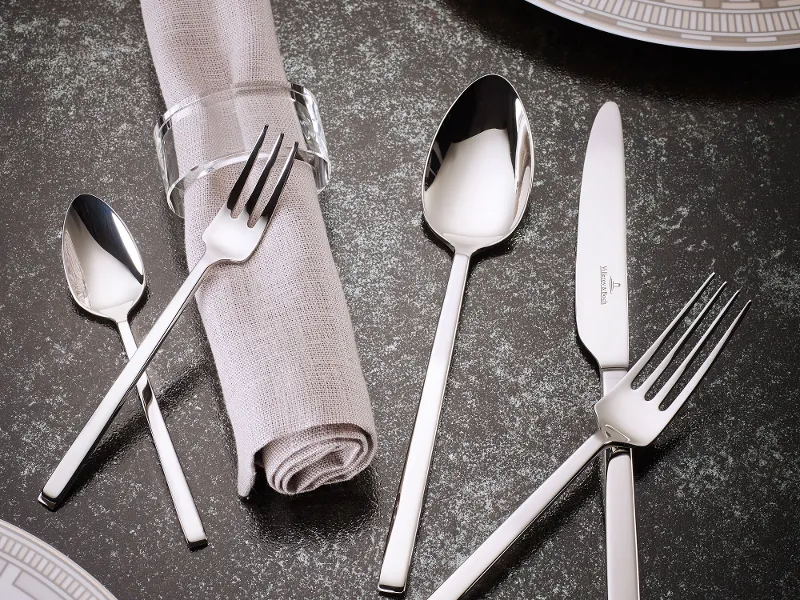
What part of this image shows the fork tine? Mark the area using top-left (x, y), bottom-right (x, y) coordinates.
top-left (626, 274), bottom-right (715, 381)
top-left (227, 125), bottom-right (268, 211)
top-left (661, 300), bottom-right (750, 420)
top-left (256, 141), bottom-right (298, 223)
top-left (243, 133), bottom-right (284, 216)
top-left (638, 282), bottom-right (727, 395)
top-left (653, 290), bottom-right (741, 406)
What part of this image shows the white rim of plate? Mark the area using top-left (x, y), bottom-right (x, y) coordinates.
top-left (523, 0), bottom-right (800, 51)
top-left (0, 519), bottom-right (117, 600)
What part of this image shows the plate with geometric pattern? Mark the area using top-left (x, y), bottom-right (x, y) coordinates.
top-left (524, 0), bottom-right (800, 49)
top-left (0, 520), bottom-right (117, 600)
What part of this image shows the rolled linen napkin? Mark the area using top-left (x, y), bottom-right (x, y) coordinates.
top-left (140, 0), bottom-right (376, 496)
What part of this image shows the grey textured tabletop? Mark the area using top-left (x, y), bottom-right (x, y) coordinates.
top-left (1, 0), bottom-right (799, 599)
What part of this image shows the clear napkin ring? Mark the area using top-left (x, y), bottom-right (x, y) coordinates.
top-left (154, 82), bottom-right (331, 218)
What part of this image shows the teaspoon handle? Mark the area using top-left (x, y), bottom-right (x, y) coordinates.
top-left (116, 319), bottom-right (206, 548)
top-left (428, 431), bottom-right (610, 600)
top-left (39, 253), bottom-right (216, 511)
top-left (379, 252), bottom-right (471, 596)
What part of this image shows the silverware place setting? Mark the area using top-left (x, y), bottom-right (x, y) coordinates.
top-left (7, 0), bottom-right (795, 596)
top-left (32, 74), bottom-right (750, 600)
top-left (381, 85), bottom-right (749, 599)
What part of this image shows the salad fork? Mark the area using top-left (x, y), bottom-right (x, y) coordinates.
top-left (40, 126), bottom-right (298, 510)
top-left (428, 274), bottom-right (749, 599)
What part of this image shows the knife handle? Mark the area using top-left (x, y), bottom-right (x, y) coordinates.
top-left (605, 447), bottom-right (640, 600)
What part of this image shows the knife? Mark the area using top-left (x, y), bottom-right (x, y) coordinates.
top-left (575, 101), bottom-right (639, 599)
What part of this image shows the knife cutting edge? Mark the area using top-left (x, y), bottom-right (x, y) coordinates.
top-left (575, 101), bottom-right (640, 599)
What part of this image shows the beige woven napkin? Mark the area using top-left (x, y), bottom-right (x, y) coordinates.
top-left (140, 0), bottom-right (376, 496)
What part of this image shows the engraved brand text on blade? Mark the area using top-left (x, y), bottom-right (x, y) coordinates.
top-left (599, 265), bottom-right (622, 305)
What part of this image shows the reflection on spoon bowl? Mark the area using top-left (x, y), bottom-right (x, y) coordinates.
top-left (63, 195), bottom-right (145, 323)
top-left (423, 74), bottom-right (533, 255)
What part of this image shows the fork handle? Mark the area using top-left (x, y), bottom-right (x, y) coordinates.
top-left (428, 430), bottom-right (610, 600)
top-left (39, 252), bottom-right (217, 511)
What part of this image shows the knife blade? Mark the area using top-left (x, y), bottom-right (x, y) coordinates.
top-left (575, 101), bottom-right (639, 599)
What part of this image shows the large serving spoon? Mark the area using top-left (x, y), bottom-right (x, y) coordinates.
top-left (379, 74), bottom-right (534, 595)
top-left (58, 194), bottom-right (206, 548)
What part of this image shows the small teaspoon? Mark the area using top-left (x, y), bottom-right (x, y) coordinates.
top-left (54, 194), bottom-right (206, 548)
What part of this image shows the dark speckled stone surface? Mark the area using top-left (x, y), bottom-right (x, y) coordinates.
top-left (1, 0), bottom-right (799, 598)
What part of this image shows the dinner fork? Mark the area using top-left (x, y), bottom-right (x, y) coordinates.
top-left (427, 274), bottom-right (749, 599)
top-left (40, 126), bottom-right (298, 515)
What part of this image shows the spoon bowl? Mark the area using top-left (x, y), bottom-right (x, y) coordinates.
top-left (422, 74), bottom-right (534, 256)
top-left (62, 194), bottom-right (146, 323)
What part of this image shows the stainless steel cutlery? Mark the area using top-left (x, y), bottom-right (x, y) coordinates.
top-left (428, 275), bottom-right (748, 599)
top-left (379, 74), bottom-right (534, 596)
top-left (40, 82), bottom-right (746, 598)
top-left (575, 102), bottom-right (639, 599)
top-left (60, 194), bottom-right (205, 547)
top-left (41, 126), bottom-right (298, 512)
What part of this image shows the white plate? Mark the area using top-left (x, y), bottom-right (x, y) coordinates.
top-left (0, 520), bottom-right (117, 600)
top-left (524, 0), bottom-right (800, 50)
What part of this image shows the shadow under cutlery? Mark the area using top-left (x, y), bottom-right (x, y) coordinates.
top-left (632, 433), bottom-right (686, 481)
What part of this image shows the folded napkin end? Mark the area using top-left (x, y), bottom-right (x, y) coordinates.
top-left (238, 424), bottom-right (376, 497)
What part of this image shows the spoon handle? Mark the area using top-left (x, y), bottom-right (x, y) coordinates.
top-left (379, 252), bottom-right (471, 596)
top-left (116, 319), bottom-right (206, 548)
top-left (39, 252), bottom-right (216, 513)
